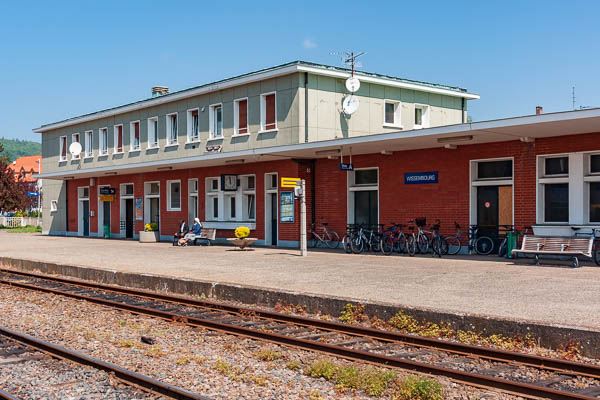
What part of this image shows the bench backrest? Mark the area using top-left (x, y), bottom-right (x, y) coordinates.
top-left (520, 235), bottom-right (593, 255)
top-left (199, 228), bottom-right (216, 240)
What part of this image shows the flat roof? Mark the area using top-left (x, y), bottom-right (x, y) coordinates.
top-left (34, 60), bottom-right (479, 133)
top-left (36, 107), bottom-right (600, 180)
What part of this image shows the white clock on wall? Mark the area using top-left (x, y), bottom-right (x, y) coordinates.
top-left (342, 95), bottom-right (359, 115)
top-left (221, 174), bottom-right (238, 191)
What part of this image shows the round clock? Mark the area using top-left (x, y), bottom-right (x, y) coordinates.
top-left (342, 95), bottom-right (359, 115)
top-left (345, 76), bottom-right (360, 93)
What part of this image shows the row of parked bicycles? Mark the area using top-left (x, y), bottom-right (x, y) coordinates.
top-left (308, 219), bottom-right (531, 258)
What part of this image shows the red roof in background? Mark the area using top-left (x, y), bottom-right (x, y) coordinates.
top-left (8, 154), bottom-right (42, 182)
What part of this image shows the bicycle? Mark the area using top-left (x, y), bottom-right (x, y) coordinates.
top-left (571, 226), bottom-right (600, 266)
top-left (498, 226), bottom-right (532, 257)
top-left (411, 218), bottom-right (433, 254)
top-left (350, 224), bottom-right (382, 254)
top-left (307, 223), bottom-right (340, 249)
top-left (445, 222), bottom-right (494, 255)
top-left (406, 223), bottom-right (418, 257)
top-left (380, 223), bottom-right (408, 255)
top-left (341, 224), bottom-right (358, 253)
top-left (429, 222), bottom-right (447, 257)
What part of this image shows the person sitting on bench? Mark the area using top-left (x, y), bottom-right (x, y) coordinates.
top-left (179, 218), bottom-right (202, 247)
top-left (173, 220), bottom-right (188, 246)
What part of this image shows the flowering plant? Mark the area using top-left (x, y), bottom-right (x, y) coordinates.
top-left (144, 223), bottom-right (158, 232)
top-left (234, 226), bottom-right (250, 239)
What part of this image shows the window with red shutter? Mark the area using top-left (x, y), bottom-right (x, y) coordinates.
top-left (265, 94), bottom-right (276, 130)
top-left (238, 99), bottom-right (247, 134)
top-left (61, 137), bottom-right (67, 159)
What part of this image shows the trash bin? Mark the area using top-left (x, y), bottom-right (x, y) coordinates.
top-left (103, 224), bottom-right (111, 238)
top-left (506, 231), bottom-right (519, 259)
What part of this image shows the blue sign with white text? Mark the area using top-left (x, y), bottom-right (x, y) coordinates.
top-left (404, 172), bottom-right (438, 184)
top-left (339, 163), bottom-right (354, 171)
top-left (27, 192), bottom-right (40, 197)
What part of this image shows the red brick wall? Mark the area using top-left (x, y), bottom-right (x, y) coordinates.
top-left (66, 132), bottom-right (600, 240)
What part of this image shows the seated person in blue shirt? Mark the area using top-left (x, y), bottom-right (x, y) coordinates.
top-left (179, 218), bottom-right (202, 246)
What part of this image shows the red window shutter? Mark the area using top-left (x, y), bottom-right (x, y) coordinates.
top-left (118, 126), bottom-right (123, 150)
top-left (265, 94), bottom-right (275, 130)
top-left (74, 134), bottom-right (79, 143)
top-left (239, 99), bottom-right (247, 133)
top-left (61, 138), bottom-right (66, 157)
top-left (135, 122), bottom-right (140, 139)
top-left (192, 110), bottom-right (198, 117)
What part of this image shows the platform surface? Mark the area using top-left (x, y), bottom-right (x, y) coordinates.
top-left (1, 232), bottom-right (599, 330)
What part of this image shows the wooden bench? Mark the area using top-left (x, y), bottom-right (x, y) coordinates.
top-left (511, 235), bottom-right (594, 267)
top-left (193, 228), bottom-right (216, 246)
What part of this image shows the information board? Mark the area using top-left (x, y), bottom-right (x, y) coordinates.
top-left (135, 198), bottom-right (143, 221)
top-left (280, 192), bottom-right (295, 223)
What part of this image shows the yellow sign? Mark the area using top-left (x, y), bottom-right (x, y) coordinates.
top-left (281, 177), bottom-right (301, 188)
top-left (99, 195), bottom-right (114, 202)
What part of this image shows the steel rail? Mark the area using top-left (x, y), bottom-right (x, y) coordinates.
top-left (0, 277), bottom-right (596, 400)
top-left (0, 326), bottom-right (210, 400)
top-left (2, 268), bottom-right (600, 378)
top-left (0, 388), bottom-right (19, 400)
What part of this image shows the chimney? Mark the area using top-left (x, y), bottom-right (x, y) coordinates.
top-left (536, 106), bottom-right (543, 115)
top-left (151, 86), bottom-right (169, 98)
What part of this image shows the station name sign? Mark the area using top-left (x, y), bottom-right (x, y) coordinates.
top-left (404, 171), bottom-right (438, 184)
top-left (99, 187), bottom-right (116, 195)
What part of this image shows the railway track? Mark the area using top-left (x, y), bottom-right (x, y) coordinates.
top-left (0, 324), bottom-right (210, 400)
top-left (1, 268), bottom-right (600, 399)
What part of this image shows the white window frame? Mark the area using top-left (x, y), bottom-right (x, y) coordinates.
top-left (259, 92), bottom-right (277, 133)
top-left (414, 104), bottom-right (430, 129)
top-left (537, 153), bottom-right (571, 225)
top-left (144, 181), bottom-right (161, 229)
top-left (129, 120), bottom-right (141, 152)
top-left (84, 130), bottom-right (93, 158)
top-left (166, 112), bottom-right (178, 146)
top-left (383, 100), bottom-right (402, 128)
top-left (208, 103), bottom-right (223, 140)
top-left (242, 175), bottom-right (256, 221)
top-left (59, 135), bottom-right (67, 162)
top-left (347, 168), bottom-right (379, 226)
top-left (166, 180), bottom-right (181, 211)
top-left (584, 152), bottom-right (600, 224)
top-left (188, 178), bottom-right (199, 225)
top-left (186, 108), bottom-right (200, 143)
top-left (204, 175), bottom-right (256, 224)
top-left (50, 200), bottom-right (58, 212)
top-left (233, 97), bottom-right (249, 136)
top-left (147, 116), bottom-right (159, 149)
top-left (206, 177), bottom-right (220, 221)
top-left (469, 157), bottom-right (514, 227)
top-left (99, 127), bottom-right (108, 156)
top-left (71, 133), bottom-right (81, 159)
top-left (113, 124), bottom-right (124, 154)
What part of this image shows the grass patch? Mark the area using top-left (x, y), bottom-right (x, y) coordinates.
top-left (0, 225), bottom-right (41, 233)
top-left (392, 375), bottom-right (443, 400)
top-left (286, 360), bottom-right (302, 371)
top-left (339, 304), bottom-right (368, 325)
top-left (255, 348), bottom-right (281, 361)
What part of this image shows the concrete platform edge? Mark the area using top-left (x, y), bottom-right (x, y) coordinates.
top-left (1, 256), bottom-right (598, 357)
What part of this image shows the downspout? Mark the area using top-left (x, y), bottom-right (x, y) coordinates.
top-left (310, 159), bottom-right (316, 225)
top-left (304, 72), bottom-right (309, 143)
top-left (65, 180), bottom-right (68, 235)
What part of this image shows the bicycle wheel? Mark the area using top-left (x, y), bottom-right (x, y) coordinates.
top-left (351, 234), bottom-right (364, 254)
top-left (371, 235), bottom-right (382, 252)
top-left (445, 236), bottom-right (461, 255)
top-left (394, 235), bottom-right (408, 254)
top-left (407, 235), bottom-right (416, 257)
top-left (324, 230), bottom-right (340, 249)
top-left (498, 239), bottom-right (507, 257)
top-left (417, 234), bottom-right (429, 254)
top-left (341, 235), bottom-right (352, 253)
top-left (439, 236), bottom-right (449, 255)
top-left (475, 236), bottom-right (494, 255)
top-left (307, 232), bottom-right (316, 248)
top-left (381, 233), bottom-right (394, 255)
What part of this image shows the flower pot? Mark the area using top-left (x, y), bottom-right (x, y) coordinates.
top-left (139, 231), bottom-right (160, 243)
top-left (227, 237), bottom-right (258, 250)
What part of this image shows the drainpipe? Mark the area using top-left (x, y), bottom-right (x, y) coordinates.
top-left (304, 72), bottom-right (309, 143)
top-left (65, 180), bottom-right (68, 234)
top-left (310, 159), bottom-right (316, 225)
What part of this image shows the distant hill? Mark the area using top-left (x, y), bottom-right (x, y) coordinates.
top-left (0, 138), bottom-right (41, 163)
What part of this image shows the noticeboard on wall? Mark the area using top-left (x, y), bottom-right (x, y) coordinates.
top-left (135, 198), bottom-right (143, 221)
top-left (280, 191), bottom-right (295, 223)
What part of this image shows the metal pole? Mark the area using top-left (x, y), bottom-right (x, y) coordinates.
top-left (300, 179), bottom-right (307, 256)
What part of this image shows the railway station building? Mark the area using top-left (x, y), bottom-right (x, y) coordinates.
top-left (35, 61), bottom-right (600, 246)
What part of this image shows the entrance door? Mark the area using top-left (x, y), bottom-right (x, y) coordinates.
top-left (102, 201), bottom-right (111, 238)
top-left (150, 198), bottom-right (160, 227)
top-left (125, 198), bottom-right (134, 239)
top-left (269, 193), bottom-right (278, 246)
top-left (82, 200), bottom-right (90, 237)
top-left (354, 191), bottom-right (378, 226)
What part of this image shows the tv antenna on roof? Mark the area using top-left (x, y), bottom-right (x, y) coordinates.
top-left (330, 51), bottom-right (366, 77)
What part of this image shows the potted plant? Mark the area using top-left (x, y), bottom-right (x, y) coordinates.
top-left (139, 222), bottom-right (160, 243)
top-left (227, 226), bottom-right (258, 250)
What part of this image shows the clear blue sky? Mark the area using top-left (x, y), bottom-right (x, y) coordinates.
top-left (1, 0), bottom-right (598, 142)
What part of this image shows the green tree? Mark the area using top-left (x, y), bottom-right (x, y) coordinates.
top-left (0, 143), bottom-right (33, 212)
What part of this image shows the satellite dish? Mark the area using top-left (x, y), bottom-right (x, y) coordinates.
top-left (69, 142), bottom-right (82, 157)
top-left (345, 76), bottom-right (360, 93)
top-left (342, 95), bottom-right (359, 115)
